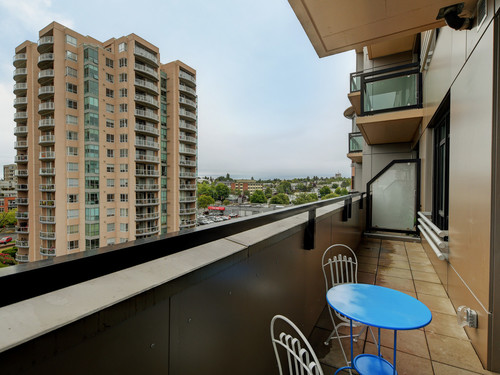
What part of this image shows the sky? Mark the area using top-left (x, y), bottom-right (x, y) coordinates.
top-left (0, 0), bottom-right (355, 180)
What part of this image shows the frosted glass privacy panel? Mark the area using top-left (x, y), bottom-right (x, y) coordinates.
top-left (370, 162), bottom-right (417, 231)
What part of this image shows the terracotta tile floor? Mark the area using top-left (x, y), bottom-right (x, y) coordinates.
top-left (310, 238), bottom-right (499, 375)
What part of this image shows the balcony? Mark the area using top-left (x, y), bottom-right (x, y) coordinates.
top-left (179, 196), bottom-right (196, 203)
top-left (16, 198), bottom-right (28, 205)
top-left (179, 147), bottom-right (196, 156)
top-left (38, 85), bottom-right (55, 99)
top-left (179, 134), bottom-right (197, 144)
top-left (14, 140), bottom-right (28, 149)
top-left (349, 63), bottom-right (423, 145)
top-left (135, 184), bottom-right (159, 191)
top-left (179, 120), bottom-right (197, 132)
top-left (39, 184), bottom-right (56, 192)
top-left (14, 112), bottom-right (28, 122)
top-left (179, 184), bottom-right (196, 191)
top-left (16, 241), bottom-right (29, 248)
top-left (179, 109), bottom-right (196, 120)
top-left (134, 62), bottom-right (159, 80)
top-left (347, 132), bottom-right (363, 163)
top-left (38, 69), bottom-right (55, 84)
top-left (40, 216), bottom-right (56, 224)
top-left (179, 220), bottom-right (196, 228)
top-left (135, 226), bottom-right (160, 236)
top-left (135, 139), bottom-right (159, 150)
top-left (179, 71), bottom-right (196, 85)
top-left (135, 154), bottom-right (159, 163)
top-left (16, 212), bottom-right (29, 220)
top-left (179, 159), bottom-right (196, 167)
top-left (15, 226), bottom-right (29, 233)
top-left (180, 208), bottom-right (197, 215)
top-left (13, 53), bottom-right (27, 67)
top-left (135, 169), bottom-right (159, 177)
top-left (134, 46), bottom-right (159, 66)
top-left (39, 231), bottom-right (56, 240)
top-left (179, 171), bottom-right (197, 178)
top-left (13, 82), bottom-right (27, 95)
top-left (135, 94), bottom-right (159, 109)
top-left (179, 83), bottom-right (196, 96)
top-left (15, 155), bottom-right (28, 163)
top-left (135, 212), bottom-right (160, 221)
top-left (13, 68), bottom-right (27, 81)
top-left (135, 198), bottom-right (159, 206)
top-left (40, 247), bottom-right (56, 256)
top-left (135, 109), bottom-right (159, 122)
top-left (38, 101), bottom-right (55, 114)
top-left (134, 78), bottom-right (158, 94)
top-left (39, 167), bottom-right (55, 176)
top-left (16, 184), bottom-right (28, 191)
top-left (37, 35), bottom-right (54, 53)
top-left (37, 53), bottom-right (54, 68)
top-left (39, 135), bottom-right (55, 144)
top-left (38, 118), bottom-right (55, 130)
top-left (179, 97), bottom-right (197, 110)
top-left (15, 253), bottom-right (29, 262)
top-left (135, 123), bottom-right (159, 136)
top-left (39, 200), bottom-right (55, 208)
top-left (14, 169), bottom-right (28, 177)
top-left (39, 151), bottom-right (55, 160)
top-left (13, 97), bottom-right (28, 108)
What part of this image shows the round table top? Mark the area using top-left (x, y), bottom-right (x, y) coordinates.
top-left (327, 283), bottom-right (432, 330)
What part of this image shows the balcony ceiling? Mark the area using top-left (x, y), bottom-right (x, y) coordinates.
top-left (288, 0), bottom-right (478, 57)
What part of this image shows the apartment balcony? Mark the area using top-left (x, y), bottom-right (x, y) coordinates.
top-left (135, 226), bottom-right (160, 236)
top-left (135, 169), bottom-right (159, 177)
top-left (40, 247), bottom-right (56, 257)
top-left (134, 63), bottom-right (159, 80)
top-left (37, 53), bottom-right (54, 68)
top-left (13, 97), bottom-right (28, 108)
top-left (13, 53), bottom-right (27, 67)
top-left (179, 159), bottom-right (196, 167)
top-left (179, 83), bottom-right (196, 96)
top-left (39, 184), bottom-right (56, 192)
top-left (135, 154), bottom-right (159, 163)
top-left (179, 120), bottom-right (197, 132)
top-left (14, 169), bottom-right (28, 177)
top-left (40, 216), bottom-right (56, 224)
top-left (16, 212), bottom-right (29, 220)
top-left (39, 167), bottom-right (55, 176)
top-left (15, 253), bottom-right (29, 262)
top-left (179, 196), bottom-right (196, 203)
top-left (38, 69), bottom-right (55, 84)
top-left (179, 184), bottom-right (196, 191)
top-left (39, 231), bottom-right (56, 240)
top-left (135, 94), bottom-right (159, 108)
top-left (13, 68), bottom-right (27, 82)
top-left (13, 82), bottom-right (27, 95)
top-left (347, 132), bottom-right (363, 163)
top-left (134, 78), bottom-right (159, 95)
top-left (16, 198), bottom-right (28, 205)
top-left (135, 198), bottom-right (159, 206)
top-left (14, 112), bottom-right (28, 122)
top-left (179, 171), bottom-right (197, 178)
top-left (179, 134), bottom-right (197, 144)
top-left (38, 118), bottom-right (55, 130)
top-left (16, 184), bottom-right (28, 191)
top-left (135, 212), bottom-right (160, 221)
top-left (179, 220), bottom-right (196, 229)
top-left (14, 140), bottom-right (28, 149)
top-left (135, 109), bottom-right (159, 122)
top-left (39, 151), bottom-right (55, 160)
top-left (179, 109), bottom-right (197, 121)
top-left (15, 226), bottom-right (29, 234)
top-left (135, 123), bottom-right (159, 136)
top-left (14, 155), bottom-right (28, 163)
top-left (135, 184), bottom-right (159, 191)
top-left (180, 208), bottom-right (197, 215)
top-left (348, 62), bottom-right (423, 145)
top-left (134, 46), bottom-right (159, 67)
top-left (179, 97), bottom-right (197, 110)
top-left (38, 101), bottom-right (55, 114)
top-left (37, 35), bottom-right (54, 53)
top-left (179, 71), bottom-right (196, 86)
top-left (179, 147), bottom-right (197, 156)
top-left (39, 135), bottom-right (55, 145)
top-left (16, 240), bottom-right (29, 248)
top-left (135, 139), bottom-right (159, 150)
top-left (39, 200), bottom-right (55, 208)
top-left (38, 85), bottom-right (55, 99)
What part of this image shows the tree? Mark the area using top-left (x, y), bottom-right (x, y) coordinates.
top-left (197, 182), bottom-right (216, 199)
top-left (269, 193), bottom-right (290, 205)
top-left (332, 183), bottom-right (339, 189)
top-left (341, 179), bottom-right (350, 188)
top-left (321, 192), bottom-right (339, 200)
top-left (319, 186), bottom-right (332, 196)
top-left (215, 183), bottom-right (230, 201)
top-left (264, 187), bottom-right (273, 199)
top-left (292, 193), bottom-right (318, 205)
top-left (0, 209), bottom-right (17, 231)
top-left (277, 181), bottom-right (292, 194)
top-left (250, 190), bottom-right (267, 203)
top-left (296, 183), bottom-right (307, 192)
top-left (197, 195), bottom-right (215, 209)
top-left (243, 189), bottom-right (250, 197)
top-left (222, 199), bottom-right (231, 206)
top-left (335, 187), bottom-right (349, 196)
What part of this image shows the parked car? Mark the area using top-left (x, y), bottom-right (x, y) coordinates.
top-left (0, 236), bottom-right (13, 244)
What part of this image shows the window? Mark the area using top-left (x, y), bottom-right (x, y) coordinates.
top-left (107, 238), bottom-right (116, 246)
top-left (66, 131), bottom-right (78, 141)
top-left (86, 239), bottom-right (100, 250)
top-left (120, 178), bottom-right (128, 187)
top-left (106, 58), bottom-right (114, 68)
top-left (120, 149), bottom-right (128, 158)
top-left (106, 134), bottom-right (115, 143)
top-left (85, 207), bottom-right (100, 221)
top-left (67, 178), bottom-right (79, 187)
top-left (119, 88), bottom-right (128, 98)
top-left (119, 57), bottom-right (127, 67)
top-left (106, 88), bottom-right (114, 98)
top-left (67, 225), bottom-right (79, 234)
top-left (66, 34), bottom-right (77, 46)
top-left (107, 194), bottom-right (115, 202)
top-left (120, 164), bottom-right (128, 172)
top-left (106, 103), bottom-right (114, 113)
top-left (84, 64), bottom-right (98, 79)
top-left (67, 162), bottom-right (78, 172)
top-left (85, 223), bottom-right (100, 236)
top-left (432, 94), bottom-right (450, 230)
top-left (120, 194), bottom-right (128, 202)
top-left (106, 73), bottom-right (114, 83)
top-left (66, 99), bottom-right (77, 109)
top-left (68, 240), bottom-right (79, 250)
top-left (120, 223), bottom-right (129, 232)
top-left (84, 97), bottom-right (99, 111)
top-left (67, 146), bottom-right (78, 156)
top-left (85, 112), bottom-right (99, 127)
top-left (84, 128), bottom-right (99, 143)
top-left (107, 149), bottom-right (114, 158)
top-left (66, 83), bottom-right (77, 93)
top-left (120, 119), bottom-right (128, 128)
top-left (120, 208), bottom-right (128, 217)
top-left (67, 209), bottom-right (79, 219)
top-left (85, 193), bottom-right (99, 205)
top-left (84, 80), bottom-right (99, 95)
top-left (107, 179), bottom-right (115, 187)
top-left (107, 223), bottom-right (115, 232)
top-left (119, 103), bottom-right (127, 113)
top-left (85, 176), bottom-right (99, 189)
top-left (107, 208), bottom-right (115, 217)
top-left (106, 119), bottom-right (115, 128)
top-left (118, 42), bottom-right (127, 52)
top-left (66, 50), bottom-right (77, 62)
top-left (66, 66), bottom-right (77, 78)
top-left (67, 194), bottom-right (78, 203)
top-left (85, 160), bottom-right (99, 174)
top-left (84, 48), bottom-right (98, 64)
top-left (119, 73), bottom-right (127, 82)
top-left (120, 134), bottom-right (128, 143)
top-left (66, 114), bottom-right (78, 125)
top-left (85, 144), bottom-right (99, 158)
top-left (107, 164), bottom-right (115, 173)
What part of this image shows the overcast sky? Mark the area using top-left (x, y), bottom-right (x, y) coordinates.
top-left (0, 0), bottom-right (355, 180)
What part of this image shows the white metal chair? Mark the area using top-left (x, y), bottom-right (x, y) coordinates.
top-left (270, 314), bottom-right (324, 375)
top-left (321, 244), bottom-right (377, 365)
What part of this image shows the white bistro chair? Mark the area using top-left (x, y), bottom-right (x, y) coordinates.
top-left (321, 244), bottom-right (377, 365)
top-left (270, 314), bottom-right (324, 375)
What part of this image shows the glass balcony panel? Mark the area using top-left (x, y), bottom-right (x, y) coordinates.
top-left (349, 133), bottom-right (363, 153)
top-left (363, 73), bottom-right (418, 114)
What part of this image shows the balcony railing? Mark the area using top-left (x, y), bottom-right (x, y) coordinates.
top-left (16, 184), bottom-right (28, 191)
top-left (135, 184), bottom-right (159, 191)
top-left (40, 200), bottom-right (56, 207)
top-left (349, 132), bottom-right (363, 153)
top-left (135, 226), bottom-right (160, 236)
top-left (135, 212), bottom-right (160, 221)
top-left (13, 97), bottom-right (28, 107)
top-left (13, 82), bottom-right (27, 94)
top-left (134, 63), bottom-right (159, 80)
top-left (13, 68), bottom-right (27, 80)
top-left (179, 197), bottom-right (196, 203)
top-left (135, 139), bottom-right (159, 149)
top-left (38, 85), bottom-right (55, 97)
top-left (134, 78), bottom-right (158, 94)
top-left (179, 109), bottom-right (196, 120)
top-left (13, 53), bottom-right (27, 66)
top-left (135, 154), bottom-right (159, 163)
top-left (179, 120), bottom-right (197, 132)
top-left (350, 62), bottom-right (422, 116)
top-left (135, 169), bottom-right (159, 177)
top-left (179, 147), bottom-right (196, 156)
top-left (179, 160), bottom-right (196, 167)
top-left (134, 46), bottom-right (158, 65)
top-left (15, 253), bottom-right (29, 262)
top-left (179, 83), bottom-right (196, 96)
top-left (179, 71), bottom-right (196, 85)
top-left (39, 151), bottom-right (55, 160)
top-left (14, 140), bottom-right (28, 149)
top-left (39, 135), bottom-right (55, 144)
top-left (15, 155), bottom-right (28, 163)
top-left (179, 171), bottom-right (197, 178)
top-left (135, 198), bottom-right (159, 206)
top-left (40, 231), bottom-right (56, 240)
top-left (39, 184), bottom-right (56, 191)
top-left (135, 94), bottom-right (159, 108)
top-left (16, 241), bottom-right (29, 248)
top-left (180, 208), bottom-right (197, 215)
top-left (14, 169), bottom-right (28, 177)
top-left (16, 198), bottom-right (29, 205)
top-left (180, 184), bottom-right (196, 191)
top-left (179, 134), bottom-right (197, 144)
top-left (135, 109), bottom-right (159, 121)
top-left (135, 123), bottom-right (159, 136)
top-left (40, 247), bottom-right (56, 256)
top-left (16, 212), bottom-right (29, 219)
top-left (40, 215), bottom-right (56, 224)
top-left (38, 118), bottom-right (55, 129)
top-left (179, 97), bottom-right (197, 108)
top-left (15, 226), bottom-right (29, 233)
top-left (14, 112), bottom-right (28, 121)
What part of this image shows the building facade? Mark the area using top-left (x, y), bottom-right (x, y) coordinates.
top-left (290, 0), bottom-right (500, 371)
top-left (231, 179), bottom-right (263, 193)
top-left (3, 164), bottom-right (17, 184)
top-left (13, 22), bottom-right (197, 263)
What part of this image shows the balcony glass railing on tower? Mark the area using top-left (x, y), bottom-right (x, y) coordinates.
top-left (350, 62), bottom-right (422, 116)
top-left (349, 132), bottom-right (363, 153)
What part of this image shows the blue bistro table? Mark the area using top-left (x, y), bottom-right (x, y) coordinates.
top-left (327, 284), bottom-right (432, 375)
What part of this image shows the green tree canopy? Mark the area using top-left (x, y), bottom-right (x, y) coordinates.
top-left (292, 193), bottom-right (318, 205)
top-left (215, 183), bottom-right (231, 201)
top-left (277, 181), bottom-right (292, 194)
top-left (197, 182), bottom-right (216, 199)
top-left (295, 183), bottom-right (307, 192)
top-left (243, 189), bottom-right (250, 197)
top-left (269, 193), bottom-right (290, 205)
top-left (197, 194), bottom-right (215, 209)
top-left (264, 187), bottom-right (273, 199)
top-left (250, 190), bottom-right (267, 204)
top-left (341, 179), bottom-right (350, 188)
top-left (319, 186), bottom-right (332, 196)
top-left (332, 183), bottom-right (339, 189)
top-left (334, 187), bottom-right (349, 196)
top-left (321, 193), bottom-right (339, 200)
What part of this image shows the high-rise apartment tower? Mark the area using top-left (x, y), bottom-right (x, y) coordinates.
top-left (13, 22), bottom-right (197, 262)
